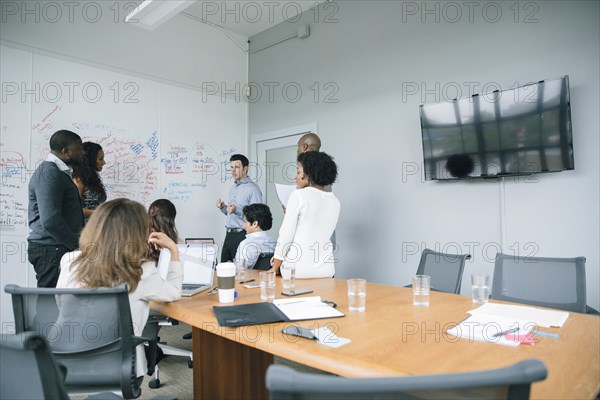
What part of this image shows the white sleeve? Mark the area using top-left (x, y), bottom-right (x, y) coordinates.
top-left (137, 261), bottom-right (183, 302)
top-left (274, 190), bottom-right (302, 261)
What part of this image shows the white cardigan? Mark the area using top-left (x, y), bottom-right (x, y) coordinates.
top-left (274, 187), bottom-right (340, 279)
top-left (57, 251), bottom-right (183, 377)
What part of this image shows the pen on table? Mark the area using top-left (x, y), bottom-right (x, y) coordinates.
top-left (239, 279), bottom-right (255, 284)
top-left (493, 327), bottom-right (520, 337)
top-left (280, 299), bottom-right (309, 306)
top-left (532, 330), bottom-right (560, 339)
top-left (207, 287), bottom-right (218, 295)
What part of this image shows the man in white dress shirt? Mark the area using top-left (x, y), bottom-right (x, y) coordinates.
top-left (234, 203), bottom-right (276, 269)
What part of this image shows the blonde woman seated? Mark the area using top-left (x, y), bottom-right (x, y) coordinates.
top-left (57, 198), bottom-right (183, 378)
top-left (270, 151), bottom-right (340, 279)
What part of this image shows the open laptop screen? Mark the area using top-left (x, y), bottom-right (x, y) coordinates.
top-left (185, 238), bottom-right (215, 245)
top-left (157, 244), bottom-right (216, 284)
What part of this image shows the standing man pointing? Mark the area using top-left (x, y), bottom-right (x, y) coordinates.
top-left (216, 154), bottom-right (262, 262)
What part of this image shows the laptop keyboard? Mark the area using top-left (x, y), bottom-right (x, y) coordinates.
top-left (183, 284), bottom-right (204, 290)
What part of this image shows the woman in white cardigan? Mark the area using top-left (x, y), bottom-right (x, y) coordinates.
top-left (56, 198), bottom-right (183, 378)
top-left (270, 151), bottom-right (340, 279)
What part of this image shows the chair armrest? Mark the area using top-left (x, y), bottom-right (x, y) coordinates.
top-left (133, 335), bottom-right (153, 346)
top-left (586, 305), bottom-right (600, 316)
top-left (55, 361), bottom-right (68, 383)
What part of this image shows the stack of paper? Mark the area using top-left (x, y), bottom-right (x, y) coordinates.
top-left (275, 184), bottom-right (296, 207)
top-left (447, 303), bottom-right (568, 347)
top-left (469, 303), bottom-right (569, 328)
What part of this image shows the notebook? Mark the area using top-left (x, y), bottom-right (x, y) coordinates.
top-left (157, 243), bottom-right (217, 296)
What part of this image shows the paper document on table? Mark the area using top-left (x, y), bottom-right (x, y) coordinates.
top-left (273, 296), bottom-right (344, 321)
top-left (468, 303), bottom-right (569, 328)
top-left (275, 184), bottom-right (296, 207)
top-left (447, 314), bottom-right (534, 347)
top-left (312, 326), bottom-right (351, 348)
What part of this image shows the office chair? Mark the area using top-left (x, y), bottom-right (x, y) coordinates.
top-left (492, 253), bottom-right (592, 314)
top-left (266, 359), bottom-right (547, 400)
top-left (406, 248), bottom-right (471, 294)
top-left (254, 252), bottom-right (274, 270)
top-left (144, 312), bottom-right (193, 388)
top-left (1, 332), bottom-right (70, 400)
top-left (5, 284), bottom-right (147, 399)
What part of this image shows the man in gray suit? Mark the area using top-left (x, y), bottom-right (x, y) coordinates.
top-left (28, 130), bottom-right (85, 287)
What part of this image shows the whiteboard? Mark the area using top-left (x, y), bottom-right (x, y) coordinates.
top-left (0, 45), bottom-right (246, 328)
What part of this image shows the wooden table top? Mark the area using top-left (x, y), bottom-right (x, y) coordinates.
top-left (151, 270), bottom-right (600, 400)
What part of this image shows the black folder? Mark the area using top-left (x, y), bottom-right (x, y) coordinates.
top-left (213, 300), bottom-right (344, 327)
top-left (213, 303), bottom-right (288, 327)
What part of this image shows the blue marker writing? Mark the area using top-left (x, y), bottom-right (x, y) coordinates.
top-left (532, 330), bottom-right (559, 339)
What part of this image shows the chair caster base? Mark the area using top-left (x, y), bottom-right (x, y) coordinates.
top-left (149, 378), bottom-right (161, 389)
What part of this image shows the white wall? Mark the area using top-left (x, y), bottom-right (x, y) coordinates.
top-left (0, 1), bottom-right (246, 92)
top-left (0, 2), bottom-right (248, 330)
top-left (248, 1), bottom-right (600, 309)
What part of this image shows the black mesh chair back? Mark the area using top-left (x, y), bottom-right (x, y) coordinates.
top-left (492, 253), bottom-right (587, 313)
top-left (254, 252), bottom-right (274, 270)
top-left (416, 248), bottom-right (471, 294)
top-left (266, 359), bottom-right (547, 400)
top-left (4, 284), bottom-right (145, 399)
top-left (1, 332), bottom-right (69, 400)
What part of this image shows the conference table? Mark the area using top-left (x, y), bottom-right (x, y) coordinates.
top-left (150, 271), bottom-right (600, 400)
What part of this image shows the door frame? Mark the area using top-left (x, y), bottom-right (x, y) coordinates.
top-left (249, 122), bottom-right (318, 197)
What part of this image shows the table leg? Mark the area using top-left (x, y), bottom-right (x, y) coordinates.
top-left (192, 326), bottom-right (273, 399)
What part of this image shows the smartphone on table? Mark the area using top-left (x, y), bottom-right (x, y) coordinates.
top-left (282, 325), bottom-right (317, 340)
top-left (281, 288), bottom-right (313, 296)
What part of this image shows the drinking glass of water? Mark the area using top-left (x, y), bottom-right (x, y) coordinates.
top-left (235, 259), bottom-right (246, 282)
top-left (282, 264), bottom-right (296, 291)
top-left (412, 275), bottom-right (430, 307)
top-left (260, 271), bottom-right (275, 302)
top-left (347, 279), bottom-right (367, 312)
top-left (471, 274), bottom-right (490, 304)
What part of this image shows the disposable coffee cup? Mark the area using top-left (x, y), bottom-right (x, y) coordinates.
top-left (216, 262), bottom-right (236, 303)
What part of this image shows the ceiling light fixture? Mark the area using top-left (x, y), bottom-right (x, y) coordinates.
top-left (125, 0), bottom-right (194, 30)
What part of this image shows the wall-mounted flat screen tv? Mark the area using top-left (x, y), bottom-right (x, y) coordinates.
top-left (419, 76), bottom-right (574, 181)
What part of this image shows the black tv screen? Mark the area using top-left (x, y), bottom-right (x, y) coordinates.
top-left (419, 76), bottom-right (574, 180)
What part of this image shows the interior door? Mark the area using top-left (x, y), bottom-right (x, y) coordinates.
top-left (256, 135), bottom-right (301, 234)
top-left (251, 123), bottom-right (318, 234)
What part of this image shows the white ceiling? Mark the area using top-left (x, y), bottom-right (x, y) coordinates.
top-left (178, 1), bottom-right (326, 38)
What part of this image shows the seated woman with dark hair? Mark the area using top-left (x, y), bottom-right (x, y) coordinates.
top-left (270, 151), bottom-right (340, 279)
top-left (147, 198), bottom-right (180, 262)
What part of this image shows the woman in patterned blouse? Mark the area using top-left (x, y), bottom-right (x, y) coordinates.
top-left (72, 142), bottom-right (107, 219)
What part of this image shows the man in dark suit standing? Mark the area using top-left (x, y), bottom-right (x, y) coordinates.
top-left (28, 130), bottom-right (85, 287)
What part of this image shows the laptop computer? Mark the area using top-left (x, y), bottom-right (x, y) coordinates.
top-left (157, 243), bottom-right (217, 296)
top-left (185, 237), bottom-right (215, 245)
